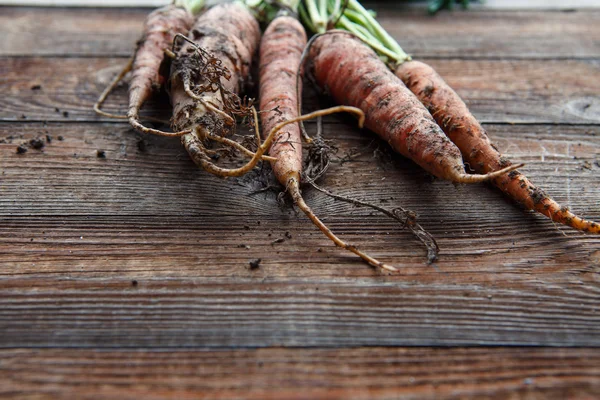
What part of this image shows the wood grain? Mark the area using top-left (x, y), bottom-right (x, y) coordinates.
top-left (1, 7), bottom-right (599, 59)
top-left (1, 277), bottom-right (599, 348)
top-left (1, 122), bottom-right (598, 223)
top-left (1, 122), bottom-right (598, 348)
top-left (2, 57), bottom-right (600, 124)
top-left (1, 348), bottom-right (599, 399)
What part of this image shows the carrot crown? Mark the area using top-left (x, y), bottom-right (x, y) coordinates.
top-left (174, 0), bottom-right (205, 15)
top-left (300, 0), bottom-right (411, 66)
top-left (245, 0), bottom-right (301, 23)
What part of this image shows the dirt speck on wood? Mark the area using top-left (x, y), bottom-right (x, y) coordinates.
top-left (29, 138), bottom-right (45, 150)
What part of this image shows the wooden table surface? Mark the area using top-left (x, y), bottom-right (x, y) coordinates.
top-left (1, 3), bottom-right (600, 399)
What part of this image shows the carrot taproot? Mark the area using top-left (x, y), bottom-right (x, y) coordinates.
top-left (395, 61), bottom-right (600, 233)
top-left (306, 31), bottom-right (520, 184)
top-left (94, 2), bottom-right (197, 136)
top-left (258, 14), bottom-right (394, 270)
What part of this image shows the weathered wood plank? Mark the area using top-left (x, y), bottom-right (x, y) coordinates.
top-left (380, 8), bottom-right (600, 59)
top-left (1, 122), bottom-right (598, 348)
top-left (1, 348), bottom-right (599, 399)
top-left (2, 57), bottom-right (600, 124)
top-left (1, 7), bottom-right (599, 59)
top-left (1, 277), bottom-right (599, 348)
top-left (1, 122), bottom-right (598, 221)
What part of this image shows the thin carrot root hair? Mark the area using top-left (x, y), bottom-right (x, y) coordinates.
top-left (183, 106), bottom-right (365, 178)
top-left (307, 180), bottom-right (439, 264)
top-left (93, 57), bottom-right (133, 120)
top-left (127, 117), bottom-right (192, 137)
top-left (287, 174), bottom-right (396, 272)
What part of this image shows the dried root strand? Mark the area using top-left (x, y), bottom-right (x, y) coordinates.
top-left (307, 180), bottom-right (439, 264)
top-left (172, 33), bottom-right (255, 124)
top-left (262, 103), bottom-right (395, 271)
top-left (94, 57), bottom-right (133, 120)
top-left (183, 106), bottom-right (364, 178)
top-left (128, 115), bottom-right (192, 137)
top-left (288, 175), bottom-right (397, 272)
top-left (208, 133), bottom-right (277, 162)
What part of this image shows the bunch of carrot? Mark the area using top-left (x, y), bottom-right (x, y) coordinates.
top-left (94, 0), bottom-right (599, 271)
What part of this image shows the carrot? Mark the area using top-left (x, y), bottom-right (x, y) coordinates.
top-left (259, 14), bottom-right (306, 186)
top-left (321, 0), bottom-right (600, 234)
top-left (395, 60), bottom-right (600, 233)
top-left (94, 1), bottom-right (200, 136)
top-left (257, 9), bottom-right (394, 270)
top-left (167, 2), bottom-right (272, 176)
top-left (305, 31), bottom-right (520, 184)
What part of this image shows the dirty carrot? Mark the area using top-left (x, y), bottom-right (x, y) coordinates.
top-left (94, 0), bottom-right (201, 136)
top-left (168, 2), bottom-right (270, 176)
top-left (258, 7), bottom-right (306, 186)
top-left (396, 61), bottom-right (600, 233)
top-left (330, 0), bottom-right (600, 233)
top-left (254, 1), bottom-right (394, 270)
top-left (304, 31), bottom-right (520, 184)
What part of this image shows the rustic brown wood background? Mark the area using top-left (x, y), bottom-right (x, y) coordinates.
top-left (1, 3), bottom-right (600, 399)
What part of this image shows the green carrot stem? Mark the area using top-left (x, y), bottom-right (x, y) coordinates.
top-left (303, 0), bottom-right (410, 64)
top-left (305, 0), bottom-right (327, 32)
top-left (329, 0), bottom-right (341, 23)
top-left (337, 17), bottom-right (402, 62)
top-left (245, 0), bottom-right (301, 24)
top-left (337, 8), bottom-right (376, 36)
top-left (345, 0), bottom-right (408, 60)
top-left (175, 0), bottom-right (205, 14)
top-left (273, 0), bottom-right (301, 10)
top-left (299, 3), bottom-right (317, 33)
top-left (319, 0), bottom-right (328, 23)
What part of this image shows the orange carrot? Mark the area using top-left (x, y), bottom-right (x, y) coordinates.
top-left (307, 31), bottom-right (520, 184)
top-left (259, 16), bottom-right (394, 270)
top-left (94, 4), bottom-right (195, 136)
top-left (395, 60), bottom-right (599, 233)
